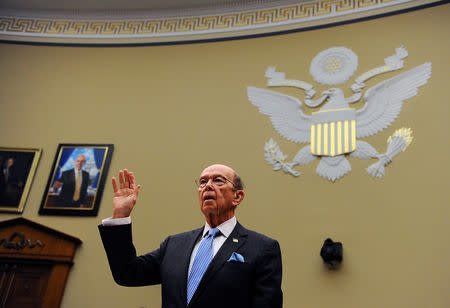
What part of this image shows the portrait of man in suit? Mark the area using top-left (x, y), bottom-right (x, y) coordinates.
top-left (99, 164), bottom-right (283, 308)
top-left (53, 154), bottom-right (90, 207)
top-left (0, 151), bottom-right (37, 209)
top-left (40, 144), bottom-right (114, 215)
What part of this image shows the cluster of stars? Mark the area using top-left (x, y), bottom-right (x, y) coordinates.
top-left (325, 57), bottom-right (342, 73)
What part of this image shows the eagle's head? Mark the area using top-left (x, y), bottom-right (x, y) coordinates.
top-left (319, 88), bottom-right (347, 111)
top-left (322, 88), bottom-right (344, 98)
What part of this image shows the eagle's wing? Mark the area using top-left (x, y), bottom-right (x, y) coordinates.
top-left (356, 63), bottom-right (431, 138)
top-left (247, 86), bottom-right (311, 144)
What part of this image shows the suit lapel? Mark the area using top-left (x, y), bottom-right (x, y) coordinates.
top-left (188, 222), bottom-right (248, 306)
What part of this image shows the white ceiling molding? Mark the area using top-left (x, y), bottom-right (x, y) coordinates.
top-left (0, 0), bottom-right (440, 44)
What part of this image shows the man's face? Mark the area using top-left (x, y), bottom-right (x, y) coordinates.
top-left (74, 155), bottom-right (86, 170)
top-left (6, 158), bottom-right (14, 168)
top-left (198, 164), bottom-right (238, 219)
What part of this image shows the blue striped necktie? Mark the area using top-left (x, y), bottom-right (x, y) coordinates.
top-left (187, 227), bottom-right (220, 304)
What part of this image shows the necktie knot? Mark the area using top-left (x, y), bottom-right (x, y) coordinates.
top-left (208, 228), bottom-right (220, 238)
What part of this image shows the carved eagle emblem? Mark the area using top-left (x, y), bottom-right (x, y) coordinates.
top-left (247, 46), bottom-right (431, 181)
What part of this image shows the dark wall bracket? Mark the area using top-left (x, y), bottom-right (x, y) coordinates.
top-left (320, 238), bottom-right (343, 269)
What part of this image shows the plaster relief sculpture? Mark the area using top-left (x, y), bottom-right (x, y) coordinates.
top-left (248, 46), bottom-right (431, 181)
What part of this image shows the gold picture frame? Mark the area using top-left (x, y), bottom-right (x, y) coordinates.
top-left (0, 147), bottom-right (42, 213)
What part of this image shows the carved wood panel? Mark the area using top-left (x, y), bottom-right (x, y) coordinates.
top-left (0, 218), bottom-right (81, 308)
top-left (0, 262), bottom-right (52, 308)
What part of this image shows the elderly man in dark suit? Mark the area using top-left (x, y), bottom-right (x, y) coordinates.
top-left (53, 154), bottom-right (90, 207)
top-left (0, 157), bottom-right (23, 205)
top-left (98, 164), bottom-right (283, 308)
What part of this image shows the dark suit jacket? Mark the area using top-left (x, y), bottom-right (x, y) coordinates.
top-left (57, 169), bottom-right (89, 205)
top-left (0, 167), bottom-right (7, 198)
top-left (98, 221), bottom-right (282, 308)
top-left (0, 164), bottom-right (26, 205)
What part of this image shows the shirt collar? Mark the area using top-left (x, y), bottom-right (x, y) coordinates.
top-left (203, 216), bottom-right (236, 238)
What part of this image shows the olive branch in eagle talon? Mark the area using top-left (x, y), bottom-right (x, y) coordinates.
top-left (264, 138), bottom-right (299, 176)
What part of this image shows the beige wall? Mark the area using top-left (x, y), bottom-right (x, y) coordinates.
top-left (0, 4), bottom-right (449, 308)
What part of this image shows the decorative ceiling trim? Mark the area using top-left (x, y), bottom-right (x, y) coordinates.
top-left (0, 0), bottom-right (440, 44)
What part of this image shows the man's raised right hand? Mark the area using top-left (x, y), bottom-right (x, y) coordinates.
top-left (111, 169), bottom-right (141, 219)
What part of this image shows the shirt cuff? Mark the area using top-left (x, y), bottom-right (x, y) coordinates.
top-left (102, 216), bottom-right (131, 226)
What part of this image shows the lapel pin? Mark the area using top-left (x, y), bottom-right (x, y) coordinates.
top-left (233, 238), bottom-right (238, 243)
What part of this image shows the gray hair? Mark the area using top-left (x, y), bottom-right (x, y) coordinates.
top-left (233, 172), bottom-right (244, 191)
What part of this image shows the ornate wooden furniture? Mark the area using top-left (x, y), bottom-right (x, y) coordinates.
top-left (0, 217), bottom-right (81, 308)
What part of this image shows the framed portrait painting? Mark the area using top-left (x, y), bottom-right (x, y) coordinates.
top-left (39, 144), bottom-right (113, 216)
top-left (0, 147), bottom-right (42, 213)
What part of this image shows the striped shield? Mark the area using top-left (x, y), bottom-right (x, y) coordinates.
top-left (310, 108), bottom-right (356, 157)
